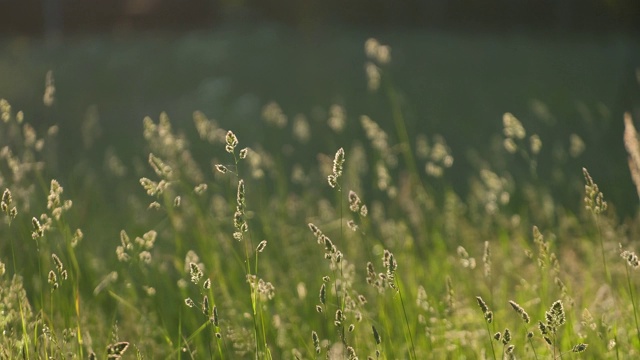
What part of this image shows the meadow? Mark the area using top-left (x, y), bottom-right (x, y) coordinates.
top-left (0, 27), bottom-right (640, 359)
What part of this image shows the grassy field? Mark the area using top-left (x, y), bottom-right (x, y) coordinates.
top-left (0, 26), bottom-right (640, 359)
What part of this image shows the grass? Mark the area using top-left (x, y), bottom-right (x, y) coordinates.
top-left (0, 32), bottom-right (639, 359)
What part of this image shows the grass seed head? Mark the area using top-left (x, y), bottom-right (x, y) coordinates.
top-left (572, 343), bottom-right (588, 353)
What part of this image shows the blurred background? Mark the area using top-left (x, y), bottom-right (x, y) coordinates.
top-left (0, 0), bottom-right (639, 216)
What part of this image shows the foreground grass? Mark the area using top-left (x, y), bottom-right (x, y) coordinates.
top-left (0, 38), bottom-right (639, 359)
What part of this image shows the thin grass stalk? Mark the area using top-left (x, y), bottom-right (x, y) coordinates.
top-left (625, 264), bottom-right (640, 346)
top-left (396, 281), bottom-right (417, 359)
top-left (9, 233), bottom-right (32, 359)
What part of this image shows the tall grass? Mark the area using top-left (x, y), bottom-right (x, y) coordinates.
top-left (0, 38), bottom-right (638, 359)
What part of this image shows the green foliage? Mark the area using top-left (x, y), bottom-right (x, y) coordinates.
top-left (0, 37), bottom-right (638, 359)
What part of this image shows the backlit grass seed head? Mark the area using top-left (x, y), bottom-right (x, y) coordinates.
top-left (476, 296), bottom-right (489, 314)
top-left (530, 134), bottom-right (542, 154)
top-left (365, 62), bottom-right (381, 91)
top-left (509, 300), bottom-right (530, 323)
top-left (203, 278), bottom-right (211, 290)
top-left (483, 241), bottom-right (491, 278)
top-left (346, 346), bottom-right (357, 359)
top-left (139, 251), bottom-right (151, 264)
top-left (620, 246), bottom-right (640, 269)
top-left (262, 101), bottom-right (288, 128)
top-left (225, 130), bottom-right (238, 153)
top-left (372, 325), bottom-right (382, 344)
top-left (71, 228), bottom-right (83, 247)
top-left (572, 343), bottom-right (588, 353)
top-left (202, 295), bottom-right (209, 316)
top-left (1, 189), bottom-right (12, 213)
top-left (52, 253), bottom-right (64, 273)
top-left (106, 342), bottom-right (130, 358)
top-left (332, 147), bottom-right (345, 177)
top-left (43, 70), bottom-right (56, 106)
top-left (506, 345), bottom-right (515, 355)
top-left (503, 112), bottom-right (526, 140)
top-left (173, 196), bottom-right (181, 207)
top-left (328, 104), bottom-right (346, 133)
top-left (48, 270), bottom-right (58, 288)
top-left (312, 331), bottom-right (320, 354)
top-left (212, 306), bottom-right (219, 326)
top-left (148, 153), bottom-right (172, 178)
top-left (347, 220), bottom-right (358, 231)
top-left (47, 179), bottom-right (63, 209)
top-left (239, 147), bottom-right (249, 159)
top-left (348, 324), bottom-right (355, 332)
top-left (308, 223), bottom-right (321, 238)
top-left (237, 179), bottom-right (245, 207)
top-left (194, 183), bottom-right (208, 194)
top-left (348, 190), bottom-right (361, 212)
top-left (319, 283), bottom-right (326, 305)
top-left (185, 298), bottom-right (195, 307)
top-left (583, 168), bottom-right (607, 214)
top-left (502, 328), bottom-right (511, 345)
top-left (360, 205), bottom-right (368, 217)
top-left (214, 164), bottom-right (228, 174)
top-left (494, 332), bottom-right (501, 341)
top-left (316, 305), bottom-right (323, 313)
top-left (256, 240), bottom-right (267, 252)
top-left (189, 262), bottom-right (203, 284)
top-left (32, 217), bottom-right (43, 238)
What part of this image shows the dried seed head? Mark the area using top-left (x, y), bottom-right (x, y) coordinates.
top-left (239, 147), bottom-right (249, 159)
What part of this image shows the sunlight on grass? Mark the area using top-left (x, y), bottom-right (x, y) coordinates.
top-left (0, 37), bottom-right (638, 359)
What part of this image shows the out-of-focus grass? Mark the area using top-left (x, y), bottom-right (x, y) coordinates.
top-left (0, 24), bottom-right (637, 211)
